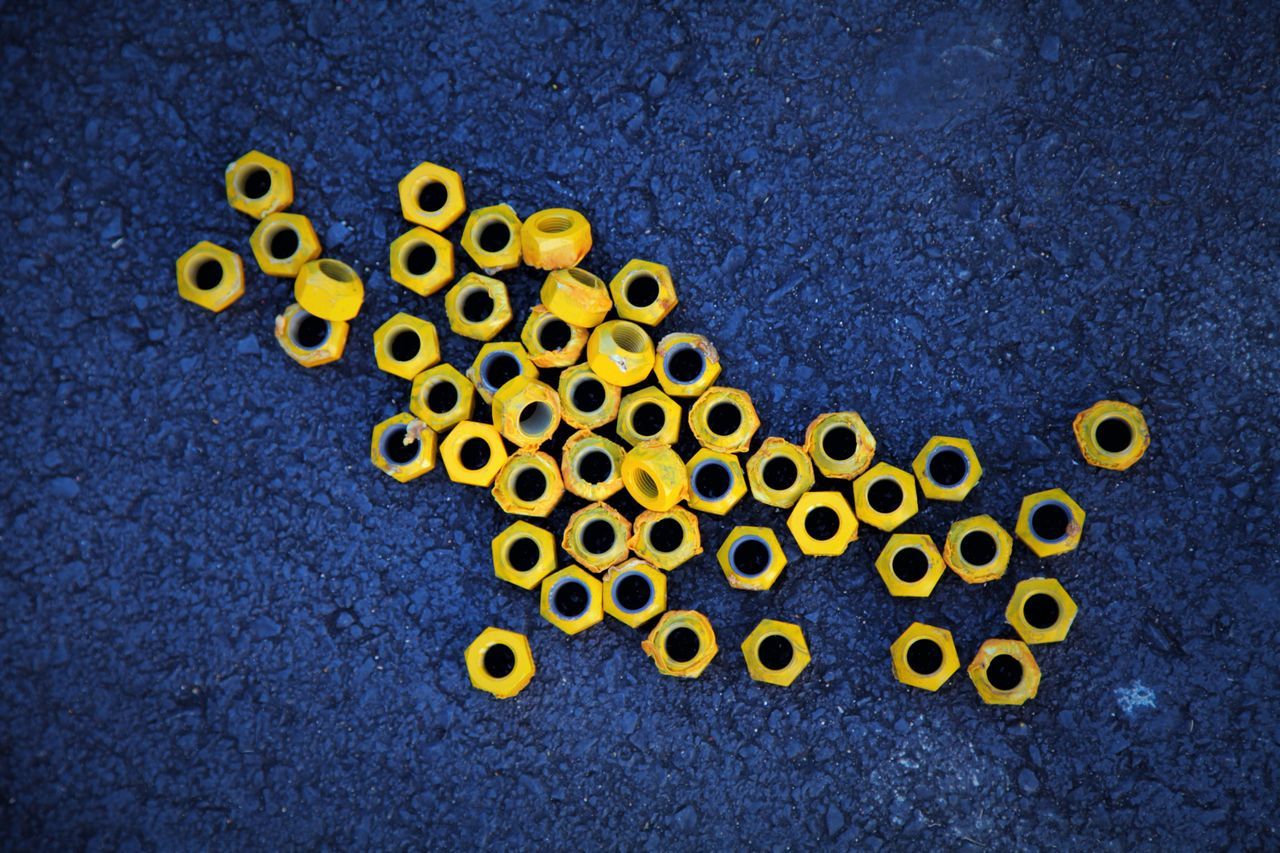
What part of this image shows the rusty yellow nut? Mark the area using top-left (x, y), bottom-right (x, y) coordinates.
top-left (522, 208), bottom-right (593, 270)
top-left (440, 420), bottom-right (508, 487)
top-left (1075, 399), bottom-right (1151, 470)
top-left (629, 507), bottom-right (702, 571)
top-left (689, 387), bottom-right (760, 454)
top-left (250, 212), bottom-right (322, 278)
top-left (912, 436), bottom-right (982, 502)
top-left (274, 303), bottom-right (349, 368)
top-left (540, 566), bottom-right (603, 636)
top-left (467, 342), bottom-right (538, 405)
top-left (370, 413), bottom-right (437, 483)
top-left (943, 515), bottom-right (1013, 584)
top-left (746, 437), bottom-right (815, 509)
top-left (465, 627), bottom-right (535, 699)
top-left (389, 226), bottom-right (455, 297)
top-left (890, 623), bottom-right (960, 692)
top-left (968, 639), bottom-right (1041, 705)
top-left (654, 333), bottom-right (722, 398)
top-left (587, 320), bottom-right (655, 387)
top-left (1006, 577), bottom-right (1078, 644)
top-left (409, 363), bottom-right (475, 433)
top-left (492, 449), bottom-right (564, 517)
top-left (560, 429), bottom-right (625, 502)
top-left (521, 305), bottom-right (588, 369)
top-left (558, 364), bottom-right (621, 431)
top-left (398, 160), bottom-right (466, 231)
top-left (225, 150), bottom-right (292, 219)
top-left (295, 259), bottom-right (364, 322)
top-left (804, 412), bottom-right (876, 479)
top-left (444, 272), bottom-right (512, 342)
top-left (642, 610), bottom-right (718, 678)
top-left (460, 203), bottom-right (522, 273)
top-left (492, 521), bottom-right (557, 590)
top-left (617, 387), bottom-right (681, 447)
top-left (540, 267), bottom-right (612, 327)
top-left (603, 559), bottom-right (667, 628)
top-left (686, 449), bottom-right (747, 516)
top-left (491, 376), bottom-right (561, 449)
top-left (717, 526), bottom-right (787, 591)
top-left (875, 534), bottom-right (945, 598)
top-left (621, 442), bottom-right (688, 511)
top-left (852, 462), bottom-right (919, 532)
top-left (742, 620), bottom-right (810, 687)
top-left (562, 502), bottom-right (632, 574)
top-left (1016, 488), bottom-right (1086, 558)
top-left (787, 491), bottom-right (858, 556)
top-left (176, 241), bottom-right (244, 313)
top-left (608, 259), bottom-right (677, 326)
top-left (372, 313), bottom-right (440, 380)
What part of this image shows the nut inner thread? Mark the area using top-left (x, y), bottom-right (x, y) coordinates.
top-left (986, 654), bottom-right (1024, 691)
top-left (319, 259), bottom-right (355, 282)
top-left (758, 635), bottom-right (794, 671)
top-left (906, 639), bottom-right (943, 675)
top-left (631, 468), bottom-right (660, 500)
top-left (483, 643), bottom-right (516, 678)
top-left (1095, 416), bottom-right (1134, 453)
top-left (1023, 593), bottom-right (1062, 629)
top-left (387, 328), bottom-right (421, 362)
top-left (567, 267), bottom-right (598, 286)
top-left (610, 323), bottom-right (648, 354)
top-left (537, 214), bottom-right (573, 234)
top-left (664, 626), bottom-right (700, 663)
top-left (405, 242), bottom-right (437, 276)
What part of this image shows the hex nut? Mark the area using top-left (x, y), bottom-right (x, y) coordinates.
top-left (522, 305), bottom-right (588, 369)
top-left (685, 448), bottom-right (747, 516)
top-left (389, 226), bottom-right (455, 296)
top-left (717, 526), bottom-right (787, 591)
top-left (491, 376), bottom-right (561, 449)
top-left (522, 208), bottom-right (593, 270)
top-left (460, 203), bottom-right (522, 273)
top-left (445, 272), bottom-right (512, 341)
top-left (629, 507), bottom-right (702, 572)
top-left (398, 160), bottom-right (466, 231)
top-left (409, 363), bottom-right (476, 433)
top-left (540, 566), bottom-right (604, 636)
top-left (1073, 400), bottom-right (1151, 471)
top-left (372, 313), bottom-right (441, 380)
top-left (621, 442), bottom-right (688, 512)
top-left (176, 241), bottom-right (244, 313)
top-left (562, 502), bottom-right (632, 574)
top-left (492, 521), bottom-right (558, 590)
top-left (440, 421), bottom-right (508, 487)
top-left (558, 363), bottom-right (621, 431)
top-left (742, 620), bottom-right (811, 687)
top-left (294, 259), bottom-right (364, 322)
top-left (654, 333), bottom-right (722, 398)
top-left (250, 212), bottom-right (322, 278)
top-left (560, 429), bottom-right (625, 502)
top-left (370, 414), bottom-right (437, 483)
top-left (968, 639), bottom-right (1041, 705)
top-left (912, 436), bottom-right (983, 502)
top-left (1016, 488), bottom-right (1086, 558)
top-left (540, 267), bottom-right (612, 327)
top-left (746, 437), bottom-right (815, 509)
top-left (688, 387), bottom-right (760, 454)
top-left (617, 387), bottom-right (682, 447)
top-left (1006, 577), bottom-right (1079, 644)
top-left (874, 534), bottom-right (946, 598)
top-left (225, 150), bottom-right (293, 219)
top-left (787, 491), bottom-right (858, 557)
top-left (608, 259), bottom-right (677, 326)
top-left (890, 623), bottom-right (960, 691)
top-left (603, 559), bottom-right (667, 628)
top-left (642, 610), bottom-right (718, 678)
top-left (803, 412), bottom-right (876, 480)
top-left (465, 627), bottom-right (535, 699)
top-left (943, 515), bottom-right (1013, 584)
top-left (587, 320), bottom-right (655, 387)
top-left (852, 462), bottom-right (919, 532)
top-left (467, 342), bottom-right (538, 405)
top-left (274, 303), bottom-right (349, 368)
top-left (491, 449), bottom-right (564, 518)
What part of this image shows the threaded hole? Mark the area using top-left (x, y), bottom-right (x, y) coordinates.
top-left (193, 258), bottom-right (224, 290)
top-left (706, 401), bottom-right (742, 436)
top-left (461, 288), bottom-right (495, 323)
top-left (567, 267), bottom-right (597, 286)
top-left (1024, 593), bottom-right (1061, 630)
top-left (537, 317), bottom-right (572, 351)
top-left (648, 517), bottom-right (684, 552)
top-left (478, 219), bottom-right (511, 253)
top-left (613, 573), bottom-right (653, 612)
top-left (692, 461), bottom-right (731, 501)
top-left (580, 519), bottom-right (617, 555)
top-left (891, 547), bottom-right (929, 583)
top-left (664, 627), bottom-right (700, 663)
top-left (552, 579), bottom-right (589, 618)
top-left (426, 380), bottom-right (458, 414)
top-left (804, 506), bottom-right (839, 540)
top-left (459, 437), bottom-right (491, 471)
top-left (959, 530), bottom-right (997, 566)
top-left (758, 635), bottom-right (794, 671)
top-left (665, 345), bottom-right (705, 383)
top-left (576, 449), bottom-right (613, 484)
top-left (730, 537), bottom-right (771, 576)
top-left (538, 214), bottom-right (572, 234)
top-left (610, 323), bottom-right (648, 354)
top-left (482, 644), bottom-right (516, 678)
top-left (821, 425), bottom-right (857, 461)
top-left (906, 639), bottom-right (943, 675)
top-left (513, 468), bottom-right (547, 502)
top-left (268, 227), bottom-right (299, 260)
top-left (405, 242), bottom-right (436, 276)
top-left (387, 328), bottom-right (421, 362)
top-left (506, 536), bottom-right (540, 572)
top-left (625, 274), bottom-right (660, 308)
top-left (1095, 417), bottom-right (1134, 453)
top-left (418, 181), bottom-right (447, 213)
top-left (867, 478), bottom-right (904, 514)
top-left (319, 259), bottom-right (355, 282)
top-left (240, 166), bottom-right (271, 199)
top-left (1030, 502), bottom-right (1070, 542)
top-left (987, 654), bottom-right (1024, 691)
top-left (631, 468), bottom-right (660, 500)
top-left (927, 448), bottom-right (968, 487)
top-left (381, 425), bottom-right (420, 465)
top-left (571, 377), bottom-right (606, 413)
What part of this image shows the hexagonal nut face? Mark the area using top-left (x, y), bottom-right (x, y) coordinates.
top-left (389, 227), bottom-right (454, 296)
top-left (460, 203), bottom-right (522, 273)
top-left (491, 521), bottom-right (557, 590)
top-left (440, 420), bottom-right (509, 487)
top-left (409, 363), bottom-right (476, 432)
top-left (1074, 400), bottom-right (1151, 471)
top-left (852, 462), bottom-right (919, 532)
top-left (562, 502), bottom-right (632, 574)
top-left (746, 437), bottom-right (815, 509)
top-left (617, 387), bottom-right (681, 447)
top-left (686, 449), bottom-right (747, 516)
top-left (295, 259), bottom-right (364, 322)
top-left (467, 343), bottom-right (539, 405)
top-left (787, 491), bottom-right (858, 556)
top-left (398, 161), bottom-right (466, 232)
top-left (176, 241), bottom-right (245, 313)
top-left (1006, 577), bottom-right (1078, 644)
top-left (540, 267), bottom-right (612, 327)
top-left (943, 515), bottom-right (1013, 583)
top-left (491, 376), bottom-right (561, 449)
top-left (522, 208), bottom-right (593, 270)
top-left (629, 507), bottom-right (702, 571)
top-left (558, 364), bottom-right (621, 431)
top-left (912, 436), bottom-right (983, 501)
top-left (561, 429), bottom-right (625, 502)
top-left (654, 333), bottom-right (722, 398)
top-left (587, 321), bottom-right (655, 387)
top-left (250, 213), bottom-right (322, 278)
top-left (968, 639), bottom-right (1041, 705)
top-left (1016, 488), bottom-right (1086, 558)
top-left (603, 559), bottom-right (667, 628)
top-left (522, 305), bottom-right (588, 369)
top-left (622, 442), bottom-right (688, 512)
top-left (642, 610), bottom-right (718, 678)
top-left (608, 259), bottom-right (677, 326)
top-left (540, 566), bottom-right (603, 635)
top-left (804, 412), bottom-right (876, 479)
top-left (373, 313), bottom-right (440, 380)
top-left (225, 150), bottom-right (293, 219)
top-left (717, 526), bottom-right (787, 591)
top-left (491, 450), bottom-right (564, 517)
top-left (742, 620), bottom-right (811, 687)
top-left (890, 623), bottom-right (960, 691)
top-left (445, 273), bottom-right (512, 342)
top-left (689, 387), bottom-right (760, 454)
top-left (465, 627), bottom-right (535, 699)
top-left (875, 534), bottom-right (945, 597)
top-left (370, 414), bottom-right (437, 483)
top-left (274, 303), bottom-right (349, 368)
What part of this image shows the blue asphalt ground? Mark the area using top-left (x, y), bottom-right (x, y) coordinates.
top-left (2, 0), bottom-right (1278, 848)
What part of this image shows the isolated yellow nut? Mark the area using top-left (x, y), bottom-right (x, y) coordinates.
top-left (560, 429), bottom-right (625, 502)
top-left (621, 442), bottom-right (688, 511)
top-left (562, 502), bottom-right (632, 574)
top-left (522, 305), bottom-right (588, 368)
top-left (558, 364), bottom-right (621, 431)
top-left (1074, 400), bottom-right (1150, 471)
top-left (746, 437), bottom-right (815, 508)
top-left (943, 515), bottom-right (1013, 584)
top-left (804, 412), bottom-right (876, 479)
top-left (717, 526), bottom-right (787, 591)
top-left (225, 150), bottom-right (293, 219)
top-left (294, 259), bottom-right (364, 322)
top-left (642, 610), bottom-right (718, 678)
top-left (689, 387), bottom-right (760, 454)
top-left (654, 333), bottom-right (722, 398)
top-left (398, 160), bottom-right (466, 231)
top-left (617, 386), bottom-right (681, 447)
top-left (1016, 488), bottom-right (1086, 557)
top-left (875, 534), bottom-right (945, 598)
top-left (372, 313), bottom-right (440, 380)
top-left (440, 421), bottom-right (508, 487)
top-left (540, 267), bottom-right (612, 327)
top-left (629, 508), bottom-right (702, 572)
top-left (467, 342), bottom-right (538, 404)
top-left (370, 414), bottom-right (437, 483)
top-left (852, 462), bottom-right (919, 532)
top-left (540, 566), bottom-right (603, 636)
top-left (968, 639), bottom-right (1041, 705)
top-left (912, 436), bottom-right (982, 501)
top-left (603, 559), bottom-right (667, 628)
top-left (890, 623), bottom-right (960, 691)
top-left (409, 363), bottom-right (475, 433)
top-left (742, 620), bottom-right (810, 687)
top-left (465, 627), bottom-right (535, 699)
top-left (460, 203), bottom-right (522, 273)
top-left (389, 226), bottom-right (454, 296)
top-left (176, 241), bottom-right (244, 313)
top-left (274, 303), bottom-right (349, 368)
top-left (492, 521), bottom-right (557, 590)
top-left (491, 450), bottom-right (564, 517)
top-left (522, 208), bottom-right (593, 270)
top-left (491, 376), bottom-right (561, 449)
top-left (445, 272), bottom-right (512, 341)
top-left (686, 448), bottom-right (747, 516)
top-left (587, 320), bottom-right (655, 387)
top-left (787, 491), bottom-right (858, 556)
top-left (250, 212), bottom-right (322, 278)
top-left (608, 259), bottom-right (678, 326)
top-left (1006, 577), bottom-right (1078, 644)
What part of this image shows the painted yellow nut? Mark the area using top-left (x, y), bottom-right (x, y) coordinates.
top-left (522, 208), bottom-right (593, 270)
top-left (540, 566), bottom-right (603, 636)
top-left (467, 342), bottom-right (538, 405)
top-left (787, 491), bottom-right (858, 557)
top-left (540, 267), bottom-right (612, 327)
top-left (175, 241), bottom-right (244, 313)
top-left (742, 620), bottom-right (810, 687)
top-left (460, 203), bottom-right (522, 273)
top-left (398, 160), bottom-right (466, 231)
top-left (943, 515), bottom-right (1013, 584)
top-left (250, 212), bottom-right (322, 278)
top-left (643, 610), bottom-right (718, 678)
top-left (562, 502), bottom-right (632, 574)
top-left (717, 526), bottom-right (787, 591)
top-left (560, 429), bottom-right (625, 502)
top-left (746, 437), bottom-right (815, 509)
top-left (439, 420), bottom-right (508, 487)
top-left (465, 627), bottom-right (535, 699)
top-left (1006, 578), bottom-right (1078, 644)
top-left (558, 364), bottom-right (621, 431)
top-left (492, 521), bottom-right (558, 590)
top-left (370, 414), bottom-right (437, 483)
top-left (372, 313), bottom-right (440, 380)
top-left (587, 320), bottom-right (655, 387)
top-left (912, 436), bottom-right (982, 502)
top-left (875, 534), bottom-right (946, 598)
top-left (968, 639), bottom-right (1041, 705)
top-left (617, 386), bottom-right (681, 447)
top-left (225, 150), bottom-right (292, 219)
top-left (389, 226), bottom-right (454, 296)
top-left (804, 412), bottom-right (876, 479)
top-left (409, 363), bottom-right (475, 433)
top-left (491, 376), bottom-right (561, 449)
top-left (629, 508), bottom-right (702, 572)
top-left (274, 303), bottom-right (348, 368)
top-left (522, 305), bottom-right (588, 369)
top-left (445, 272), bottom-right (512, 341)
top-left (852, 462), bottom-right (919, 532)
top-left (608, 259), bottom-right (678, 326)
top-left (890, 623), bottom-right (960, 691)
top-left (491, 449), bottom-right (564, 518)
top-left (294, 259), bottom-right (364, 322)
top-left (621, 442), bottom-right (687, 511)
top-left (1016, 488), bottom-right (1086, 558)
top-left (689, 387), bottom-right (760, 454)
top-left (603, 559), bottom-right (667, 628)
top-left (686, 448), bottom-right (747, 516)
top-left (1074, 400), bottom-right (1151, 471)
top-left (654, 333), bottom-right (722, 398)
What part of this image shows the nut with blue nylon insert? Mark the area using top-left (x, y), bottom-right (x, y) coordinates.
top-left (890, 623), bottom-right (960, 692)
top-left (629, 508), bottom-right (702, 572)
top-left (746, 437), bottom-right (815, 509)
top-left (943, 515), bottom-right (1013, 584)
top-left (685, 448), bottom-right (747, 516)
top-left (653, 332), bottom-right (721, 398)
top-left (491, 449), bottom-right (564, 517)
top-left (603, 559), bottom-right (666, 628)
top-left (522, 208), bottom-right (593, 270)
top-left (1006, 578), bottom-right (1078, 644)
top-left (875, 534), bottom-right (945, 598)
top-left (689, 387), bottom-right (760, 454)
top-left (786, 491), bottom-right (858, 556)
top-left (608, 259), bottom-right (677, 326)
top-left (409, 363), bottom-right (475, 433)
top-left (587, 320), bottom-right (655, 387)
top-left (369, 414), bottom-right (437, 483)
top-left (445, 272), bottom-right (512, 342)
top-left (398, 161), bottom-right (466, 232)
top-left (274, 303), bottom-right (349, 368)
top-left (717, 526), bottom-right (787, 591)
top-left (295, 259), bottom-right (364, 322)
top-left (621, 442), bottom-right (687, 512)
top-left (560, 429), bottom-right (625, 502)
top-left (491, 376), bottom-right (561, 449)
top-left (617, 386), bottom-right (681, 447)
top-left (540, 267), bottom-right (612, 327)
top-left (461, 203), bottom-right (522, 273)
top-left (968, 639), bottom-right (1041, 705)
top-left (466, 342), bottom-right (538, 405)
top-left (562, 502), bottom-right (632, 574)
top-left (372, 313), bottom-right (440, 380)
top-left (1015, 488), bottom-right (1085, 558)
top-left (851, 462), bottom-right (919, 532)
top-left (440, 421), bottom-right (508, 487)
top-left (250, 212), bottom-right (322, 278)
top-left (225, 150), bottom-right (293, 219)
top-left (803, 411), bottom-right (876, 480)
top-left (389, 226), bottom-right (455, 297)
top-left (742, 620), bottom-right (810, 687)
top-left (540, 566), bottom-right (603, 636)
top-left (1074, 400), bottom-right (1150, 471)
top-left (492, 521), bottom-right (558, 590)
top-left (912, 436), bottom-right (982, 502)
top-left (176, 241), bottom-right (244, 313)
top-left (465, 627), bottom-right (535, 699)
top-left (522, 305), bottom-right (588, 369)
top-left (558, 364), bottom-right (621, 431)
top-left (642, 610), bottom-right (718, 678)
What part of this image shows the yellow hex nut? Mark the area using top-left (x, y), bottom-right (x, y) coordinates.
top-left (398, 161), bottom-right (465, 231)
top-left (1074, 400), bottom-right (1151, 471)
top-left (492, 450), bottom-right (563, 517)
top-left (492, 521), bottom-right (557, 590)
top-left (717, 526), bottom-right (787, 591)
top-left (460, 203), bottom-right (522, 273)
top-left (370, 414), bottom-right (437, 483)
top-left (875, 534), bottom-right (945, 597)
top-left (558, 364), bottom-right (621, 431)
top-left (603, 559), bottom-right (667, 628)
top-left (562, 502), bottom-right (632, 574)
top-left (1016, 488), bottom-right (1086, 558)
top-left (389, 227), bottom-right (455, 297)
top-left (629, 507), bottom-right (702, 571)
top-left (642, 610), bottom-right (718, 678)
top-left (274, 303), bottom-right (349, 367)
top-left (608, 259), bottom-right (678, 326)
top-left (491, 376), bottom-right (561, 449)
top-left (621, 442), bottom-right (688, 511)
top-left (968, 639), bottom-right (1041, 705)
top-left (654, 333), bottom-right (722, 398)
top-left (467, 342), bottom-right (538, 405)
top-left (560, 429), bottom-right (625, 502)
top-left (440, 421), bottom-right (508, 487)
top-left (540, 267), bottom-right (612, 327)
top-left (294, 259), bottom-right (364, 322)
top-left (943, 515), bottom-right (1013, 584)
top-left (587, 320), bottom-right (655, 387)
top-left (686, 449), bottom-right (747, 516)
top-left (521, 305), bottom-right (588, 369)
top-left (250, 212), bottom-right (322, 278)
top-left (409, 363), bottom-right (475, 432)
top-left (540, 566), bottom-right (603, 635)
top-left (742, 620), bottom-right (810, 687)
top-left (372, 313), bottom-right (440, 380)
top-left (1006, 578), bottom-right (1078, 644)
top-left (176, 241), bottom-right (244, 313)
top-left (689, 387), bottom-right (760, 454)
top-left (852, 462), bottom-right (919, 532)
top-left (465, 627), bottom-right (535, 699)
top-left (890, 623), bottom-right (961, 691)
top-left (787, 491), bottom-right (858, 557)
top-left (522, 208), bottom-right (593, 270)
top-left (804, 412), bottom-right (877, 479)
top-left (225, 150), bottom-right (292, 219)
top-left (746, 437), bottom-right (815, 508)
top-left (445, 273), bottom-right (512, 342)
top-left (617, 387), bottom-right (681, 447)
top-left (912, 436), bottom-right (983, 502)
